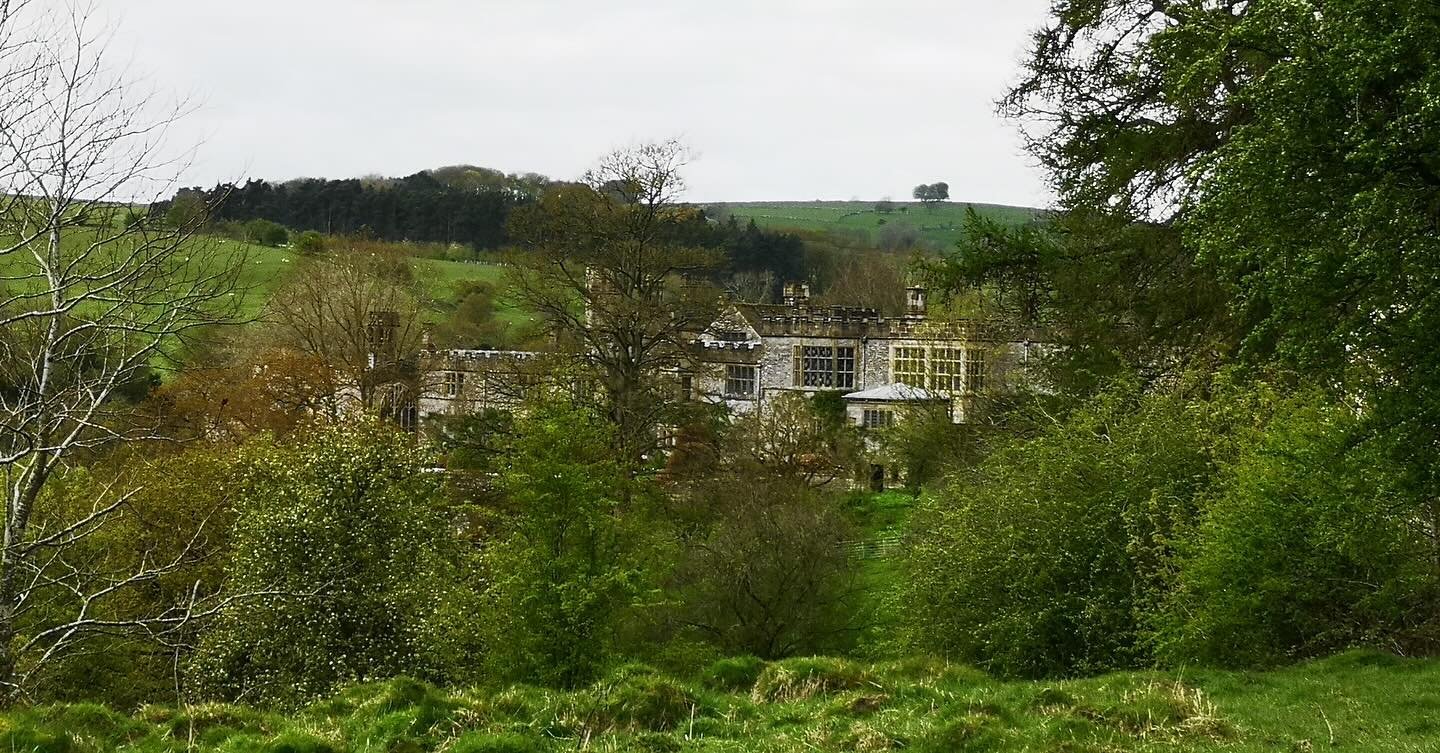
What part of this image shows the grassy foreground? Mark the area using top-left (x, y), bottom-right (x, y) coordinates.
top-left (9, 651), bottom-right (1436, 752)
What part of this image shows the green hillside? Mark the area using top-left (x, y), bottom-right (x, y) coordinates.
top-left (221, 239), bottom-right (531, 328)
top-left (711, 201), bottom-right (1045, 250)
top-left (5, 650), bottom-right (1434, 753)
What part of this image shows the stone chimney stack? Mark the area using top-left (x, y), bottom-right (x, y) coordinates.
top-left (782, 281), bottom-right (811, 308)
top-left (906, 285), bottom-right (928, 317)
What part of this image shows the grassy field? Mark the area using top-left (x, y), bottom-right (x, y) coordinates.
top-left (4, 650), bottom-right (1433, 752)
top-left (711, 201), bottom-right (1044, 251)
top-left (217, 239), bottom-right (531, 328)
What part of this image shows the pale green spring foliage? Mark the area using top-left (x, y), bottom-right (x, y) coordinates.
top-left (189, 421), bottom-right (485, 706)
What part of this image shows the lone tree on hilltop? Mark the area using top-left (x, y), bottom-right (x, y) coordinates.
top-left (913, 182), bottom-right (950, 205)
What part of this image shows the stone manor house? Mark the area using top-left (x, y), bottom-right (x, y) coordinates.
top-left (410, 283), bottom-right (1044, 432)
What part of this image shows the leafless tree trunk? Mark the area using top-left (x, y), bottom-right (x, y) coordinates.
top-left (0, 2), bottom-right (249, 701)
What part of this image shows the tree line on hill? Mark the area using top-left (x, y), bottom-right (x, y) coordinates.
top-left (163, 167), bottom-right (825, 302)
top-left (170, 168), bottom-right (540, 250)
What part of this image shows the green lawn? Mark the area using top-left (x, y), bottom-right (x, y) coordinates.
top-left (5, 650), bottom-right (1435, 752)
top-left (712, 201), bottom-right (1045, 250)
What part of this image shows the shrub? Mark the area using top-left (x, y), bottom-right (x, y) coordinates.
top-left (243, 218), bottom-right (290, 246)
top-left (293, 230), bottom-right (326, 255)
top-left (667, 476), bottom-right (862, 658)
top-left (190, 422), bottom-right (486, 705)
top-left (902, 380), bottom-right (1225, 677)
top-left (1154, 396), bottom-right (1438, 665)
top-left (904, 371), bottom-right (1440, 674)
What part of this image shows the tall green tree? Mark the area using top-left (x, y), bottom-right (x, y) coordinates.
top-left (481, 403), bottom-right (652, 687)
top-left (1004, 0), bottom-right (1440, 556)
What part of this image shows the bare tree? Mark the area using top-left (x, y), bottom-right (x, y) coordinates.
top-left (726, 269), bottom-right (776, 303)
top-left (265, 249), bottom-right (423, 413)
top-left (506, 141), bottom-right (723, 464)
top-left (725, 392), bottom-right (861, 488)
top-left (815, 251), bottom-right (909, 314)
top-left (0, 2), bottom-right (251, 700)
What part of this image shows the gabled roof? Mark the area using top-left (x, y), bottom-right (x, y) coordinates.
top-left (697, 305), bottom-right (763, 349)
top-left (843, 382), bottom-right (943, 402)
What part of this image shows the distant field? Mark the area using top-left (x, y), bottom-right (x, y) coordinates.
top-left (711, 200), bottom-right (1045, 250)
top-left (216, 239), bottom-right (529, 327)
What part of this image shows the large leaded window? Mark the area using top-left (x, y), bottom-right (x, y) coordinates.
top-left (891, 345), bottom-right (987, 393)
top-left (965, 347), bottom-right (986, 393)
top-left (792, 345), bottom-right (856, 389)
top-left (930, 347), bottom-right (961, 392)
top-left (835, 347), bottom-right (855, 389)
top-left (802, 346), bottom-right (833, 387)
top-left (725, 364), bottom-right (757, 398)
top-left (892, 346), bottom-right (926, 387)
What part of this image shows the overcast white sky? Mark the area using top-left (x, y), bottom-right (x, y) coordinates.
top-left (106, 0), bottom-right (1053, 207)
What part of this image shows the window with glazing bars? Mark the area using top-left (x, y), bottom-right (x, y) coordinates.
top-left (725, 364), bottom-right (756, 398)
top-left (892, 346), bottom-right (926, 387)
top-left (443, 370), bottom-right (464, 397)
top-left (792, 345), bottom-right (856, 388)
top-left (965, 347), bottom-right (986, 393)
top-left (862, 409), bottom-right (894, 429)
top-left (930, 347), bottom-right (961, 392)
top-left (803, 345), bottom-right (834, 387)
top-left (834, 346), bottom-right (856, 389)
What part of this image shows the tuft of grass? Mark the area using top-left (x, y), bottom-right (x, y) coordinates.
top-left (449, 731), bottom-right (549, 753)
top-left (1069, 679), bottom-right (1232, 741)
top-left (752, 657), bottom-right (878, 703)
top-left (0, 726), bottom-right (76, 753)
top-left (584, 668), bottom-right (701, 733)
top-left (701, 656), bottom-right (766, 692)
top-left (257, 730), bottom-right (344, 753)
top-left (912, 713), bottom-right (1004, 753)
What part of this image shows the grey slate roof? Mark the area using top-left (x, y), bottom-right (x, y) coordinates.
top-left (842, 382), bottom-right (942, 402)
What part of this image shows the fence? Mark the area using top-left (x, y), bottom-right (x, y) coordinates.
top-left (841, 535), bottom-right (902, 560)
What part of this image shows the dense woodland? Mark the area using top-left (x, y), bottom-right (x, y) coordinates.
top-left (178, 168), bottom-right (544, 250)
top-left (1, 0), bottom-right (1439, 751)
